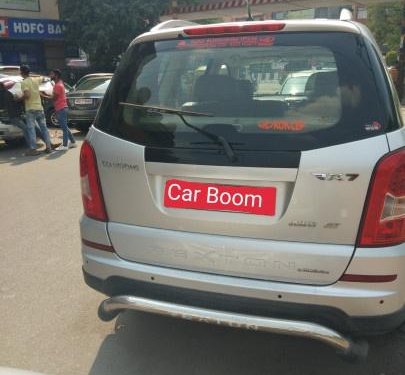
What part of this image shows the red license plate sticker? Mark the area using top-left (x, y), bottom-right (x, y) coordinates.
top-left (164, 179), bottom-right (276, 216)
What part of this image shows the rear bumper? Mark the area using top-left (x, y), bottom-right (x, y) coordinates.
top-left (68, 109), bottom-right (97, 122)
top-left (97, 293), bottom-right (370, 360)
top-left (0, 122), bottom-right (23, 140)
top-left (81, 217), bottom-right (405, 335)
top-left (83, 268), bottom-right (405, 336)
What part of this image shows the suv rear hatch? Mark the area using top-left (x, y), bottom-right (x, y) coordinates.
top-left (90, 25), bottom-right (393, 285)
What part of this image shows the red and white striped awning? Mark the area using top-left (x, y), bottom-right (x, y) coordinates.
top-left (163, 0), bottom-right (285, 16)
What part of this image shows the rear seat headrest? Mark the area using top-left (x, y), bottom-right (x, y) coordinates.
top-left (311, 71), bottom-right (339, 98)
top-left (237, 80), bottom-right (254, 99)
top-left (193, 75), bottom-right (239, 102)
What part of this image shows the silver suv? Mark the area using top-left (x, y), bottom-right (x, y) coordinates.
top-left (79, 16), bottom-right (405, 360)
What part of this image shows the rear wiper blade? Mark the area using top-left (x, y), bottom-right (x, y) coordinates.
top-left (119, 102), bottom-right (212, 117)
top-left (119, 102), bottom-right (237, 162)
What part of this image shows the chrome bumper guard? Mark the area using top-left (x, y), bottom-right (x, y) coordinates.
top-left (98, 295), bottom-right (368, 361)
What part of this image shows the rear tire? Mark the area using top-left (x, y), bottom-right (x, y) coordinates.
top-left (46, 108), bottom-right (59, 128)
top-left (75, 122), bottom-right (91, 133)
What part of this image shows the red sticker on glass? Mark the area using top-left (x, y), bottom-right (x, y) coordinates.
top-left (258, 120), bottom-right (305, 132)
top-left (176, 36), bottom-right (275, 50)
top-left (164, 179), bottom-right (277, 216)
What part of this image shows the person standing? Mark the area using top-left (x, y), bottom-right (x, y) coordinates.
top-left (20, 65), bottom-right (54, 154)
top-left (48, 69), bottom-right (77, 151)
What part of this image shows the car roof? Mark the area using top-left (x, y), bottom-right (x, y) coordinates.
top-left (0, 75), bottom-right (22, 83)
top-left (285, 68), bottom-right (337, 78)
top-left (0, 65), bottom-right (20, 70)
top-left (81, 75), bottom-right (112, 80)
top-left (81, 73), bottom-right (113, 79)
top-left (0, 66), bottom-right (21, 76)
top-left (75, 76), bottom-right (111, 87)
top-left (133, 19), bottom-right (363, 45)
top-left (0, 75), bottom-right (68, 92)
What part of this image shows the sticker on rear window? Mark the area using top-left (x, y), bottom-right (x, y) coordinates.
top-left (258, 120), bottom-right (305, 132)
top-left (364, 121), bottom-right (382, 132)
top-left (176, 36), bottom-right (275, 50)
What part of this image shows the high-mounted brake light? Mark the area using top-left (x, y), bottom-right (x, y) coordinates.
top-left (80, 141), bottom-right (108, 221)
top-left (183, 23), bottom-right (285, 36)
top-left (358, 147), bottom-right (405, 247)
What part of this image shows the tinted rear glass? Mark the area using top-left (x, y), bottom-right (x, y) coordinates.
top-left (96, 32), bottom-right (388, 151)
top-left (76, 78), bottom-right (111, 92)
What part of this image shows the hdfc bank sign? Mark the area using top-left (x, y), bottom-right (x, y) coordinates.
top-left (0, 17), bottom-right (64, 39)
top-left (164, 179), bottom-right (277, 216)
top-left (0, 17), bottom-right (8, 37)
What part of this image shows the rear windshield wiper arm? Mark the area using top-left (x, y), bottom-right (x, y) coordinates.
top-left (119, 102), bottom-right (237, 162)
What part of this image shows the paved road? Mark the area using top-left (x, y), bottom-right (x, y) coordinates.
top-left (0, 137), bottom-right (404, 375)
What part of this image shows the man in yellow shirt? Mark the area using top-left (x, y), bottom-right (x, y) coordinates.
top-left (20, 65), bottom-right (54, 155)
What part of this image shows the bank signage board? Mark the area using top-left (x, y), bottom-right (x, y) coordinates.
top-left (0, 0), bottom-right (39, 11)
top-left (0, 17), bottom-right (8, 37)
top-left (0, 17), bottom-right (64, 39)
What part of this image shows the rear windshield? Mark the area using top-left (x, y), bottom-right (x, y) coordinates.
top-left (280, 75), bottom-right (310, 96)
top-left (96, 32), bottom-right (388, 151)
top-left (76, 78), bottom-right (111, 92)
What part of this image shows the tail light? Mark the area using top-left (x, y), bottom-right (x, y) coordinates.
top-left (80, 141), bottom-right (108, 221)
top-left (183, 22), bottom-right (285, 36)
top-left (358, 147), bottom-right (405, 247)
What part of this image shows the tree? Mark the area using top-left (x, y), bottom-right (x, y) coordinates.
top-left (386, 50), bottom-right (399, 66)
top-left (58, 0), bottom-right (196, 71)
top-left (367, 2), bottom-right (403, 52)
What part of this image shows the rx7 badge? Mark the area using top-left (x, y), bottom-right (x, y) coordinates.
top-left (312, 173), bottom-right (359, 181)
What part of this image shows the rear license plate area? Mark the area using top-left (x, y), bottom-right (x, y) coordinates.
top-left (164, 179), bottom-right (276, 216)
top-left (74, 98), bottom-right (93, 105)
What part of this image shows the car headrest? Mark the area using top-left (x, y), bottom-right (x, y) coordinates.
top-left (312, 71), bottom-right (338, 98)
top-left (237, 80), bottom-right (254, 99)
top-left (193, 75), bottom-right (239, 102)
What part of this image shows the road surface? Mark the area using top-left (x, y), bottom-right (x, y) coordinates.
top-left (0, 136), bottom-right (404, 375)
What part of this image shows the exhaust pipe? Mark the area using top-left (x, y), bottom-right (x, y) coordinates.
top-left (98, 295), bottom-right (368, 361)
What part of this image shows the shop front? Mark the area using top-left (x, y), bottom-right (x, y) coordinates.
top-left (0, 16), bottom-right (65, 73)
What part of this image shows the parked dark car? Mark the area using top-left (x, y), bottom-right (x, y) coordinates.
top-left (67, 77), bottom-right (111, 132)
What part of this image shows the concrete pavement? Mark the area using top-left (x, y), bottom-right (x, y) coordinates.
top-left (0, 138), bottom-right (113, 375)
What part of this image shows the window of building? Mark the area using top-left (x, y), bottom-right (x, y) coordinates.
top-left (272, 11), bottom-right (287, 20)
top-left (357, 7), bottom-right (368, 20)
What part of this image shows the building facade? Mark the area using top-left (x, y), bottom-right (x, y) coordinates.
top-left (0, 0), bottom-right (65, 73)
top-left (162, 0), bottom-right (382, 23)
